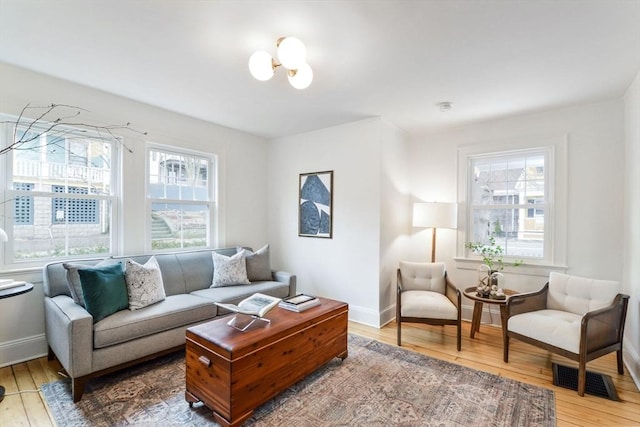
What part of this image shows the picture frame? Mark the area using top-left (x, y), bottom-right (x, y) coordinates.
top-left (299, 171), bottom-right (333, 238)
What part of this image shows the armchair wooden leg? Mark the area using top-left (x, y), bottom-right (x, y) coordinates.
top-left (456, 322), bottom-right (461, 351)
top-left (617, 350), bottom-right (624, 374)
top-left (503, 335), bottom-right (509, 363)
top-left (578, 361), bottom-right (587, 397)
top-left (397, 320), bottom-right (401, 346)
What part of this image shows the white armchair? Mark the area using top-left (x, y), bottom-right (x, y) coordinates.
top-left (396, 261), bottom-right (461, 350)
top-left (503, 272), bottom-right (629, 396)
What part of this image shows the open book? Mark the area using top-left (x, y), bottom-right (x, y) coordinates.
top-left (215, 293), bottom-right (281, 318)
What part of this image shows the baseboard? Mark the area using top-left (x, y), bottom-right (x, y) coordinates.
top-left (347, 303), bottom-right (383, 328)
top-left (0, 333), bottom-right (48, 368)
top-left (623, 337), bottom-right (640, 391)
top-left (461, 303), bottom-right (502, 327)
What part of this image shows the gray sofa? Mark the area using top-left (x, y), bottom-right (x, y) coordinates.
top-left (42, 247), bottom-right (296, 402)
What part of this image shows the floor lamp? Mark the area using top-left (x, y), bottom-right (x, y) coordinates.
top-left (413, 202), bottom-right (457, 262)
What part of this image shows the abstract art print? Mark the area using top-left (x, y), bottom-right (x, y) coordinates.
top-left (299, 171), bottom-right (333, 238)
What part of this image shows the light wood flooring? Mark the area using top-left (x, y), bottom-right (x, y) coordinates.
top-left (1, 320), bottom-right (639, 426)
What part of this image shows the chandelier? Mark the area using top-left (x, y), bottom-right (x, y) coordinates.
top-left (249, 37), bottom-right (313, 89)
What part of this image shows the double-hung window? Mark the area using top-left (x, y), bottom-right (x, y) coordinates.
top-left (459, 136), bottom-right (567, 269)
top-left (467, 149), bottom-right (548, 259)
top-left (147, 146), bottom-right (216, 251)
top-left (2, 120), bottom-right (118, 264)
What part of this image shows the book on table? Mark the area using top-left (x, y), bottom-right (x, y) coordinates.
top-left (0, 280), bottom-right (26, 291)
top-left (279, 294), bottom-right (321, 312)
top-left (215, 293), bottom-right (281, 318)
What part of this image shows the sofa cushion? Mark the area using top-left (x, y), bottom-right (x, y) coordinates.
top-left (211, 251), bottom-right (251, 287)
top-left (399, 261), bottom-right (446, 293)
top-left (63, 259), bottom-right (123, 307)
top-left (547, 272), bottom-right (621, 316)
top-left (238, 245), bottom-right (272, 282)
top-left (93, 294), bottom-right (217, 349)
top-left (125, 256), bottom-right (166, 310)
top-left (78, 263), bottom-right (129, 323)
top-left (400, 290), bottom-right (458, 320)
top-left (508, 309), bottom-right (582, 354)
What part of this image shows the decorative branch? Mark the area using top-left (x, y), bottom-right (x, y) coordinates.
top-left (0, 103), bottom-right (148, 156)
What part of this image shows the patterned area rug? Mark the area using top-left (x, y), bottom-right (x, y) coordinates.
top-left (42, 335), bottom-right (555, 426)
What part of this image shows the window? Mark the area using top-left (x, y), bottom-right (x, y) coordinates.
top-left (147, 146), bottom-right (215, 251)
top-left (13, 183), bottom-right (34, 224)
top-left (2, 120), bottom-right (118, 263)
top-left (456, 134), bottom-right (571, 269)
top-left (468, 149), bottom-right (547, 259)
top-left (52, 186), bottom-right (99, 224)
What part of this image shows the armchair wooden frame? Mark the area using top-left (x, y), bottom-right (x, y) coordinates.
top-left (502, 283), bottom-right (630, 396)
top-left (396, 268), bottom-right (462, 351)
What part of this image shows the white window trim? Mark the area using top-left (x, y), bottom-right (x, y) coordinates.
top-left (0, 115), bottom-right (122, 270)
top-left (145, 142), bottom-right (218, 253)
top-left (455, 134), bottom-right (568, 277)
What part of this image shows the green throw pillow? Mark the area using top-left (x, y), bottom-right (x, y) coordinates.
top-left (78, 263), bottom-right (129, 323)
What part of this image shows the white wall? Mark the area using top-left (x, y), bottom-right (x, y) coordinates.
top-left (0, 63), bottom-right (270, 366)
top-left (267, 117), bottom-right (409, 327)
top-left (623, 70), bottom-right (640, 388)
top-left (379, 122), bottom-right (411, 323)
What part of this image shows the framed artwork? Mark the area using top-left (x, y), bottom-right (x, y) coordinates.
top-left (299, 171), bottom-right (333, 238)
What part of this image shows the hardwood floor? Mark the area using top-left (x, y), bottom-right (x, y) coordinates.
top-left (1, 320), bottom-right (639, 426)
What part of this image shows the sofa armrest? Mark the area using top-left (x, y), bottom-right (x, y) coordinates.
top-left (45, 295), bottom-right (94, 378)
top-left (505, 283), bottom-right (549, 319)
top-left (272, 270), bottom-right (297, 296)
top-left (445, 274), bottom-right (461, 311)
top-left (581, 293), bottom-right (630, 354)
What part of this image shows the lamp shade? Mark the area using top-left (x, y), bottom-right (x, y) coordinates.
top-left (413, 202), bottom-right (457, 229)
top-left (248, 51), bottom-right (275, 81)
top-left (288, 62), bottom-right (313, 89)
top-left (277, 37), bottom-right (306, 70)
top-left (0, 227), bottom-right (7, 242)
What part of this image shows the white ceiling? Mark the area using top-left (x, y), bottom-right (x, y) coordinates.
top-left (1, 0), bottom-right (639, 139)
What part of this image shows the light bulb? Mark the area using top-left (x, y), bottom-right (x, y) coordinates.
top-left (248, 51), bottom-right (275, 81)
top-left (277, 37), bottom-right (306, 70)
top-left (288, 63), bottom-right (313, 89)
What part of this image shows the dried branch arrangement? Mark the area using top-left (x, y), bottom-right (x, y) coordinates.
top-left (0, 103), bottom-right (147, 156)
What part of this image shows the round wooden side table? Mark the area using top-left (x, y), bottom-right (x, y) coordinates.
top-left (463, 286), bottom-right (518, 339)
top-left (0, 282), bottom-right (34, 403)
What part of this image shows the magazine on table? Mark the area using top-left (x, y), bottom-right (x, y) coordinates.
top-left (0, 280), bottom-right (26, 291)
top-left (279, 294), bottom-right (320, 312)
top-left (215, 293), bottom-right (281, 318)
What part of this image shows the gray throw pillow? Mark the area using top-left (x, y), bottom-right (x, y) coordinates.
top-left (211, 251), bottom-right (251, 288)
top-left (63, 259), bottom-right (123, 307)
top-left (125, 256), bottom-right (166, 310)
top-left (238, 244), bottom-right (272, 282)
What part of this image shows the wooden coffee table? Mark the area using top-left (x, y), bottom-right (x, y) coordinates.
top-left (185, 297), bottom-right (348, 427)
top-left (463, 287), bottom-right (518, 338)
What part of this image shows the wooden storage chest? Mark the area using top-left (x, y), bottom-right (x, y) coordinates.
top-left (185, 297), bottom-right (348, 426)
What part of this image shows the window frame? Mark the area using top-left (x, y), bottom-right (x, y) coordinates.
top-left (0, 115), bottom-right (121, 269)
top-left (145, 143), bottom-right (218, 253)
top-left (456, 135), bottom-right (568, 274)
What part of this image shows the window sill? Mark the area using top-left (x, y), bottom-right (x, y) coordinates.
top-left (454, 257), bottom-right (568, 278)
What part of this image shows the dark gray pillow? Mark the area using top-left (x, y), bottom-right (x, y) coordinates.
top-left (238, 245), bottom-right (272, 282)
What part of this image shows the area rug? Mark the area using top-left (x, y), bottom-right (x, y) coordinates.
top-left (42, 334), bottom-right (555, 426)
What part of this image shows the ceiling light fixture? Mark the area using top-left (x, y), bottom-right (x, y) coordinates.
top-left (249, 37), bottom-right (313, 90)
